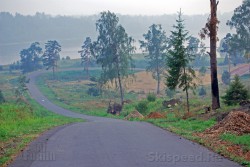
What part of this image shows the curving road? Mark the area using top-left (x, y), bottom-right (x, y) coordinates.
top-left (231, 64), bottom-right (250, 76)
top-left (9, 70), bottom-right (241, 167)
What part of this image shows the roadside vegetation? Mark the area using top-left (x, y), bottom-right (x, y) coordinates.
top-left (0, 71), bottom-right (82, 166)
top-left (35, 69), bottom-right (250, 166)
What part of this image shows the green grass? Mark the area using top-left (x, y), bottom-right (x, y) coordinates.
top-left (0, 102), bottom-right (82, 166)
top-left (35, 70), bottom-right (137, 117)
top-left (220, 133), bottom-right (250, 150)
top-left (147, 114), bottom-right (216, 139)
top-left (0, 71), bottom-right (82, 166)
top-left (220, 133), bottom-right (250, 167)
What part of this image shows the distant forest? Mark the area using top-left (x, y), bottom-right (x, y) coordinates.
top-left (0, 12), bottom-right (234, 64)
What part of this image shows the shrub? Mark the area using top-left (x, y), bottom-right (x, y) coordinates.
top-left (87, 87), bottom-right (100, 96)
top-left (165, 88), bottom-right (176, 99)
top-left (135, 100), bottom-right (148, 115)
top-left (222, 71), bottom-right (231, 85)
top-left (222, 75), bottom-right (248, 105)
top-left (147, 93), bottom-right (156, 102)
top-left (199, 66), bottom-right (206, 75)
top-left (199, 86), bottom-right (207, 96)
top-left (89, 76), bottom-right (97, 82)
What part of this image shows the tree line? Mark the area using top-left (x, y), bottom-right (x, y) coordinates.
top-left (0, 11), bottom-right (236, 65)
top-left (15, 0), bottom-right (250, 112)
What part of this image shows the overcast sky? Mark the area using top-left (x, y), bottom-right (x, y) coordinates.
top-left (0, 0), bottom-right (243, 16)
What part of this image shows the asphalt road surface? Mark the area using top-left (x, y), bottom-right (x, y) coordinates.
top-left (9, 70), bottom-right (241, 167)
top-left (231, 64), bottom-right (250, 76)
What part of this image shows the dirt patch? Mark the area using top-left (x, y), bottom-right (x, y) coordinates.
top-left (182, 112), bottom-right (194, 120)
top-left (246, 151), bottom-right (250, 161)
top-left (204, 111), bottom-right (250, 136)
top-left (124, 110), bottom-right (144, 120)
top-left (146, 112), bottom-right (165, 119)
top-left (196, 111), bottom-right (250, 162)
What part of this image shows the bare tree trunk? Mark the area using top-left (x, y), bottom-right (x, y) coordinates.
top-left (156, 68), bottom-right (160, 94)
top-left (210, 0), bottom-right (220, 110)
top-left (183, 68), bottom-right (190, 113)
top-left (185, 87), bottom-right (190, 113)
top-left (115, 55), bottom-right (124, 106)
top-left (52, 66), bottom-right (55, 79)
top-left (117, 70), bottom-right (124, 106)
top-left (157, 77), bottom-right (160, 94)
top-left (86, 57), bottom-right (89, 80)
top-left (156, 56), bottom-right (160, 94)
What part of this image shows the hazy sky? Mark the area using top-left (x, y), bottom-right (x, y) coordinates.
top-left (0, 0), bottom-right (243, 16)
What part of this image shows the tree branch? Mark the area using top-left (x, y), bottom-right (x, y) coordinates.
top-left (207, 51), bottom-right (211, 57)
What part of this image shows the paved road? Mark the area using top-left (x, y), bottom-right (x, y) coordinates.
top-left (9, 70), bottom-right (241, 167)
top-left (231, 64), bottom-right (250, 76)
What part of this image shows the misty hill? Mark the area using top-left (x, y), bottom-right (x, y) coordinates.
top-left (0, 12), bottom-right (234, 65)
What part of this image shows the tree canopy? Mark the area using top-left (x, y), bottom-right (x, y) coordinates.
top-left (79, 37), bottom-right (93, 78)
top-left (42, 40), bottom-right (61, 78)
top-left (227, 0), bottom-right (250, 54)
top-left (20, 42), bottom-right (42, 73)
top-left (93, 11), bottom-right (135, 105)
top-left (140, 24), bottom-right (168, 94)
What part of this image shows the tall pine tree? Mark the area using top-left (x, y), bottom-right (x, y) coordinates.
top-left (166, 10), bottom-right (196, 113)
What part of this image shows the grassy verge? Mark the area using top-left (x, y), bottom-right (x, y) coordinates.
top-left (220, 133), bottom-right (250, 151)
top-left (0, 101), bottom-right (82, 166)
top-left (0, 71), bottom-right (82, 166)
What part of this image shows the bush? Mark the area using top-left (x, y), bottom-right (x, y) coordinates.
top-left (199, 66), bottom-right (206, 75)
top-left (147, 93), bottom-right (156, 102)
top-left (135, 100), bottom-right (148, 115)
top-left (222, 71), bottom-right (231, 85)
top-left (222, 75), bottom-right (248, 105)
top-left (89, 76), bottom-right (97, 82)
top-left (87, 87), bottom-right (100, 96)
top-left (199, 86), bottom-right (207, 96)
top-left (165, 88), bottom-right (176, 99)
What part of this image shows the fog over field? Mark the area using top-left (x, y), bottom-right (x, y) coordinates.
top-left (0, 12), bottom-right (234, 64)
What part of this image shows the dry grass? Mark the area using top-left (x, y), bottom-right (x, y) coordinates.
top-left (127, 71), bottom-right (165, 93)
top-left (124, 71), bottom-right (221, 94)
